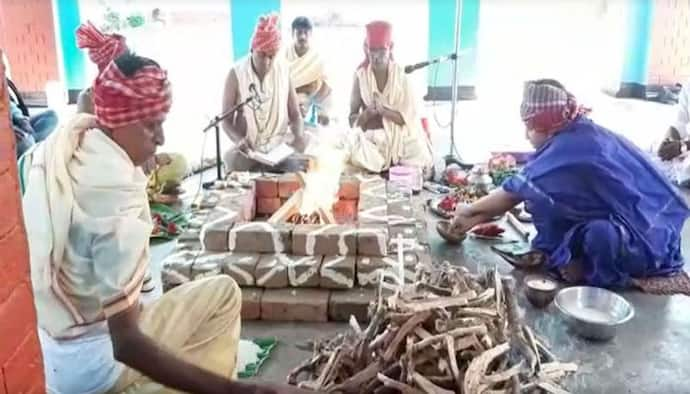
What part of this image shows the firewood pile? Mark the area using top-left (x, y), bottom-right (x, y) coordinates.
top-left (287, 262), bottom-right (577, 393)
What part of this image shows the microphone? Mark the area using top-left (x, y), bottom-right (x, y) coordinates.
top-left (404, 53), bottom-right (458, 74)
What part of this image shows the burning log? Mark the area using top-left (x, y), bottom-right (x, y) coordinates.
top-left (287, 262), bottom-right (577, 393)
top-left (288, 212), bottom-right (322, 225)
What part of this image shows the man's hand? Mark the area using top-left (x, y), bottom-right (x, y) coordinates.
top-left (236, 138), bottom-right (255, 155)
top-left (292, 133), bottom-right (308, 153)
top-left (659, 139), bottom-right (683, 161)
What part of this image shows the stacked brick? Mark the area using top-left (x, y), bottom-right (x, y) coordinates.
top-left (163, 174), bottom-right (432, 323)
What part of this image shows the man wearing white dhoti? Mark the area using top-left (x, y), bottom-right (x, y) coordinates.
top-left (285, 16), bottom-right (332, 126)
top-left (222, 14), bottom-right (307, 173)
top-left (347, 21), bottom-right (433, 175)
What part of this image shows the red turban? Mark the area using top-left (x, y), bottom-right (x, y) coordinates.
top-left (251, 14), bottom-right (281, 55)
top-left (365, 21), bottom-right (392, 49)
top-left (93, 60), bottom-right (172, 129)
top-left (359, 21), bottom-right (394, 69)
top-left (76, 21), bottom-right (128, 72)
top-left (520, 81), bottom-right (590, 132)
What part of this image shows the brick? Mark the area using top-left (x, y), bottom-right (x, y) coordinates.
top-left (328, 288), bottom-right (376, 323)
top-left (337, 176), bottom-right (360, 200)
top-left (256, 197), bottom-right (282, 215)
top-left (358, 204), bottom-right (389, 224)
top-left (255, 254), bottom-right (290, 288)
top-left (357, 225), bottom-right (389, 257)
top-left (3, 330), bottom-right (44, 394)
top-left (200, 207), bottom-right (238, 251)
top-left (261, 288), bottom-right (329, 322)
top-left (0, 222), bottom-right (29, 301)
top-left (161, 250), bottom-right (197, 278)
top-left (241, 287), bottom-right (263, 320)
top-left (357, 175), bottom-right (386, 198)
top-left (320, 256), bottom-right (355, 289)
top-left (186, 209), bottom-right (211, 229)
top-left (286, 255), bottom-right (323, 287)
top-left (0, 167), bottom-right (20, 237)
top-left (255, 176), bottom-right (279, 198)
top-left (221, 253), bottom-right (260, 287)
top-left (228, 222), bottom-right (292, 254)
top-left (358, 195), bottom-right (387, 211)
top-left (332, 199), bottom-right (358, 224)
top-left (356, 255), bottom-right (417, 288)
top-left (218, 186), bottom-right (256, 221)
top-left (190, 253), bottom-right (225, 280)
top-left (0, 284), bottom-right (35, 365)
top-left (292, 224), bottom-right (357, 256)
top-left (278, 173), bottom-right (302, 198)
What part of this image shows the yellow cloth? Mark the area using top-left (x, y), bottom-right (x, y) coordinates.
top-left (110, 276), bottom-right (241, 394)
top-left (285, 45), bottom-right (326, 92)
top-left (233, 56), bottom-right (290, 153)
top-left (351, 63), bottom-right (432, 172)
top-left (22, 113), bottom-right (153, 339)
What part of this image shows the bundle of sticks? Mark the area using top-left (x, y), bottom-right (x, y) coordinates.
top-left (287, 262), bottom-right (577, 393)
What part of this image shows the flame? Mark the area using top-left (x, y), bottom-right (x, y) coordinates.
top-left (299, 145), bottom-right (346, 215)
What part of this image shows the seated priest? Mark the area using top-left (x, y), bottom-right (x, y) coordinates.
top-left (347, 21), bottom-right (433, 176)
top-left (222, 14), bottom-right (308, 173)
top-left (20, 51), bottom-right (314, 394)
top-left (451, 79), bottom-right (689, 289)
top-left (285, 16), bottom-right (332, 126)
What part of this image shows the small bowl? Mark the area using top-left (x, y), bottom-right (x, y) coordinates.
top-left (524, 275), bottom-right (559, 308)
top-left (436, 220), bottom-right (467, 244)
top-left (554, 286), bottom-right (635, 341)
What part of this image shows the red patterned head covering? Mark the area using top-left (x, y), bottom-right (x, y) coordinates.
top-left (520, 80), bottom-right (591, 133)
top-left (93, 59), bottom-right (172, 129)
top-left (251, 14), bottom-right (281, 55)
top-left (359, 21), bottom-right (394, 69)
top-left (76, 21), bottom-right (128, 72)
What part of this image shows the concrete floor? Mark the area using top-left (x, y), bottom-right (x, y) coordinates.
top-left (229, 213), bottom-right (690, 394)
top-left (146, 95), bottom-right (690, 393)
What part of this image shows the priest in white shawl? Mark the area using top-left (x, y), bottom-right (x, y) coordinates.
top-left (222, 14), bottom-right (307, 173)
top-left (347, 21), bottom-right (433, 175)
top-left (20, 51), bottom-right (305, 394)
top-left (285, 16), bottom-right (332, 126)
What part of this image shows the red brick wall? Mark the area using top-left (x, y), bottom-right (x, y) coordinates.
top-left (0, 52), bottom-right (45, 393)
top-left (0, 0), bottom-right (59, 95)
top-left (647, 0), bottom-right (690, 85)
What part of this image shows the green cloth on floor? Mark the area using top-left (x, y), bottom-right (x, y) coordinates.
top-left (237, 337), bottom-right (278, 378)
top-left (150, 203), bottom-right (189, 240)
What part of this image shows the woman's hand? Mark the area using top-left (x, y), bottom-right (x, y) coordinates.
top-left (449, 204), bottom-right (479, 234)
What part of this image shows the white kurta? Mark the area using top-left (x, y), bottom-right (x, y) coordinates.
top-left (348, 62), bottom-right (432, 173)
top-left (233, 56), bottom-right (291, 153)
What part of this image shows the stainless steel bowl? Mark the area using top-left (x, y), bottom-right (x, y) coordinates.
top-left (554, 286), bottom-right (634, 341)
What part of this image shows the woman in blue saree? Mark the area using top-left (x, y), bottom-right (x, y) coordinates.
top-left (451, 79), bottom-right (689, 287)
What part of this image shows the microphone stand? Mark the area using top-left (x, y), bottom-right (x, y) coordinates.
top-left (201, 96), bottom-right (254, 189)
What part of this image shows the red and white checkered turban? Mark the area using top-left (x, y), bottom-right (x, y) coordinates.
top-left (520, 81), bottom-right (590, 132)
top-left (251, 14), bottom-right (281, 55)
top-left (93, 60), bottom-right (172, 129)
top-left (76, 21), bottom-right (128, 72)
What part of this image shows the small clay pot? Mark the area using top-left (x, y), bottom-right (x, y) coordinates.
top-left (524, 274), bottom-right (559, 308)
top-left (436, 220), bottom-right (467, 244)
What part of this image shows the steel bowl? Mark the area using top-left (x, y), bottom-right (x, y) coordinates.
top-left (554, 286), bottom-right (634, 341)
top-left (524, 275), bottom-right (559, 308)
